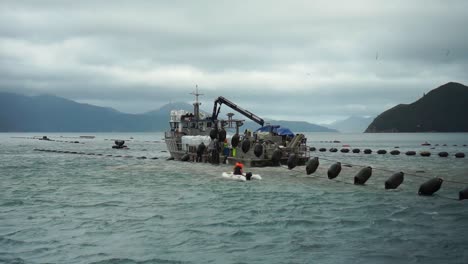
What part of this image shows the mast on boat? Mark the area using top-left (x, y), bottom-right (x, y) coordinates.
top-left (190, 85), bottom-right (203, 125)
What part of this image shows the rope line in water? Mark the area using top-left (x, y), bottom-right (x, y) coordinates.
top-left (32, 148), bottom-right (466, 201)
top-left (280, 165), bottom-right (361, 186)
top-left (312, 153), bottom-right (468, 186)
top-left (436, 194), bottom-right (459, 201)
top-left (280, 163), bottom-right (462, 201)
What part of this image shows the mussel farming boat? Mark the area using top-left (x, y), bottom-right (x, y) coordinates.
top-left (164, 88), bottom-right (309, 167)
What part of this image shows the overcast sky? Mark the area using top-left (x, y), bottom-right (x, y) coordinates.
top-left (1, 0), bottom-right (467, 123)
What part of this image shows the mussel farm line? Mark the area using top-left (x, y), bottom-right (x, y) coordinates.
top-left (310, 146), bottom-right (466, 159)
top-left (33, 149), bottom-right (158, 160)
top-left (33, 142), bottom-right (468, 202)
top-left (283, 151), bottom-right (468, 201)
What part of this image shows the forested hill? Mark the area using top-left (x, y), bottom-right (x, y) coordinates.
top-left (365, 82), bottom-right (468, 132)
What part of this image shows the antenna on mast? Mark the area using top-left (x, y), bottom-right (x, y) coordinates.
top-left (190, 84), bottom-right (203, 105)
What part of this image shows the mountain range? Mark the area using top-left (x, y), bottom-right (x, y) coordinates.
top-left (324, 116), bottom-right (374, 133)
top-left (365, 82), bottom-right (468, 132)
top-left (0, 92), bottom-right (335, 132)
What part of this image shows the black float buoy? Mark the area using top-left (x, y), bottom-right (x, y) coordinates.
top-left (309, 147), bottom-right (316, 151)
top-left (352, 148), bottom-right (360, 153)
top-left (241, 139), bottom-right (251, 153)
top-left (364, 149), bottom-right (372, 154)
top-left (455, 152), bottom-right (465, 158)
top-left (377, 150), bottom-right (387, 154)
top-left (306, 157), bottom-right (319, 175)
top-left (218, 128), bottom-right (227, 142)
top-left (166, 156), bottom-right (174, 161)
top-left (254, 143), bottom-right (263, 158)
top-left (420, 151), bottom-right (431, 157)
top-left (209, 128), bottom-right (218, 140)
top-left (287, 154), bottom-right (298, 170)
top-left (114, 140), bottom-right (125, 147)
top-left (438, 152), bottom-right (449, 157)
top-left (329, 148), bottom-right (338, 152)
top-left (385, 172), bottom-right (404, 189)
top-left (327, 162), bottom-right (341, 179)
top-left (340, 148), bottom-right (350, 153)
top-left (459, 187), bottom-right (468, 200)
top-left (418, 178), bottom-right (443, 196)
top-left (354, 166), bottom-right (372, 185)
top-left (231, 134), bottom-right (240, 148)
top-left (390, 150), bottom-right (400, 155)
top-left (406, 151), bottom-right (416, 156)
top-left (319, 148), bottom-right (326, 152)
top-left (112, 140), bottom-right (127, 149)
top-left (271, 149), bottom-right (282, 166)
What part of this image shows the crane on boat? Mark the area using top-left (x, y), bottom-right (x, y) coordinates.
top-left (211, 96), bottom-right (265, 127)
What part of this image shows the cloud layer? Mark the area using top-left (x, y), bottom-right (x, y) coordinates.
top-left (1, 0), bottom-right (467, 123)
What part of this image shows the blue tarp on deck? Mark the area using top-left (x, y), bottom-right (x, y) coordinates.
top-left (255, 125), bottom-right (295, 137)
top-left (255, 125), bottom-right (280, 133)
top-left (276, 127), bottom-right (295, 137)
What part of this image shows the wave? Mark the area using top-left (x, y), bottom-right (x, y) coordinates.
top-left (89, 257), bottom-right (190, 264)
top-left (0, 236), bottom-right (26, 247)
top-left (0, 256), bottom-right (27, 264)
top-left (0, 200), bottom-right (24, 206)
top-left (64, 201), bottom-right (123, 208)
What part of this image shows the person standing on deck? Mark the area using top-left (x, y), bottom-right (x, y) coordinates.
top-left (223, 139), bottom-right (229, 163)
top-left (196, 142), bottom-right (206, 162)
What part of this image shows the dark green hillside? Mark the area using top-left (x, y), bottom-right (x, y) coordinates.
top-left (365, 82), bottom-right (468, 132)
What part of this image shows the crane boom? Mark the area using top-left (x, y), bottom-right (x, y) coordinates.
top-left (211, 96), bottom-right (264, 126)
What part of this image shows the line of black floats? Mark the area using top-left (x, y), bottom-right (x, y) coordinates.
top-left (309, 147), bottom-right (465, 158)
top-left (20, 135), bottom-right (83, 144)
top-left (33, 148), bottom-right (158, 160)
top-left (287, 155), bottom-right (468, 201)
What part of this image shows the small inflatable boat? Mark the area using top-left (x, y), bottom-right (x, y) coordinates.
top-left (221, 172), bottom-right (262, 181)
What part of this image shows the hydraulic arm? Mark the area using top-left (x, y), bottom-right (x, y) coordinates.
top-left (211, 96), bottom-right (264, 126)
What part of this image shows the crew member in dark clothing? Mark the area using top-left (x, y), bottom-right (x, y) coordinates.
top-left (196, 142), bottom-right (206, 162)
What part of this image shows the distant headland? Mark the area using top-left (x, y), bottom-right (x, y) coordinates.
top-left (365, 82), bottom-right (468, 132)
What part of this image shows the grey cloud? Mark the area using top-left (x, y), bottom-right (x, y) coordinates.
top-left (1, 0), bottom-right (468, 123)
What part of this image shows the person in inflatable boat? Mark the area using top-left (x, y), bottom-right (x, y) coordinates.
top-left (233, 162), bottom-right (244, 175)
top-left (233, 162), bottom-right (253, 180)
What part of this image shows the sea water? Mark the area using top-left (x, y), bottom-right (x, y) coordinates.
top-left (1, 132), bottom-right (467, 264)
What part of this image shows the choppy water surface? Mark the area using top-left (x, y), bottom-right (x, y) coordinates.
top-left (1, 132), bottom-right (467, 264)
